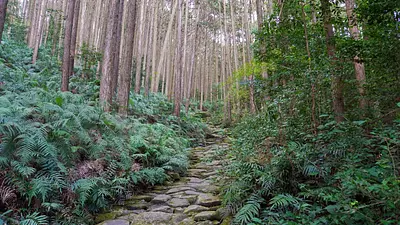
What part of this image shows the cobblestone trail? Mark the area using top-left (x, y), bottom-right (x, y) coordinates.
top-left (97, 127), bottom-right (231, 225)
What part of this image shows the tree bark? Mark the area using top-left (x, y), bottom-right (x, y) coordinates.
top-left (134, 0), bottom-right (146, 94)
top-left (61, 0), bottom-right (76, 92)
top-left (111, 0), bottom-right (124, 95)
top-left (173, 0), bottom-right (183, 117)
top-left (69, 0), bottom-right (81, 77)
top-left (0, 0), bottom-right (9, 42)
top-left (321, 0), bottom-right (345, 122)
top-left (32, 0), bottom-right (47, 64)
top-left (345, 0), bottom-right (367, 110)
top-left (154, 0), bottom-right (178, 93)
top-left (99, 0), bottom-right (120, 111)
top-left (117, 0), bottom-right (137, 116)
top-left (150, 1), bottom-right (159, 94)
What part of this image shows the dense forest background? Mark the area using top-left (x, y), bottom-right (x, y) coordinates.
top-left (0, 0), bottom-right (399, 224)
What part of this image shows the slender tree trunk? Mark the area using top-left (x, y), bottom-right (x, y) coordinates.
top-left (345, 0), bottom-right (367, 110)
top-left (134, 0), bottom-right (146, 94)
top-left (0, 0), bottom-right (9, 42)
top-left (100, 0), bottom-right (120, 111)
top-left (144, 2), bottom-right (154, 97)
top-left (230, 0), bottom-right (241, 112)
top-left (244, 0), bottom-right (256, 114)
top-left (301, 3), bottom-right (318, 134)
top-left (28, 0), bottom-right (40, 48)
top-left (61, 0), bottom-right (76, 92)
top-left (321, 0), bottom-right (345, 122)
top-left (173, 0), bottom-right (183, 117)
top-left (32, 0), bottom-right (47, 64)
top-left (117, 0), bottom-right (137, 116)
top-left (69, 0), bottom-right (81, 77)
top-left (150, 1), bottom-right (159, 94)
top-left (155, 0), bottom-right (178, 93)
top-left (111, 0), bottom-right (124, 94)
top-left (185, 3), bottom-right (200, 113)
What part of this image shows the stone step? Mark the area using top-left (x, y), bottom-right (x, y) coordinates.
top-left (97, 131), bottom-right (229, 225)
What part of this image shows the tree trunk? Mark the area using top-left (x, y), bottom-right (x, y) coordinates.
top-left (345, 0), bottom-right (367, 110)
top-left (0, 0), bottom-right (9, 42)
top-left (150, 1), bottom-right (159, 94)
top-left (173, 0), bottom-right (183, 117)
top-left (32, 0), bottom-right (47, 64)
top-left (99, 0), bottom-right (120, 111)
top-left (185, 3), bottom-right (200, 113)
top-left (321, 0), bottom-right (345, 122)
top-left (117, 0), bottom-right (137, 116)
top-left (134, 0), bottom-right (146, 94)
top-left (154, 0), bottom-right (178, 93)
top-left (69, 0), bottom-right (81, 77)
top-left (144, 2), bottom-right (154, 97)
top-left (61, 0), bottom-right (76, 92)
top-left (111, 0), bottom-right (124, 94)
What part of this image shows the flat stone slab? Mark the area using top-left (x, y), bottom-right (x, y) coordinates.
top-left (194, 211), bottom-right (219, 221)
top-left (166, 186), bottom-right (195, 194)
top-left (188, 177), bottom-right (205, 183)
top-left (196, 194), bottom-right (221, 207)
top-left (151, 194), bottom-right (172, 204)
top-left (203, 171), bottom-right (219, 177)
top-left (171, 213), bottom-right (188, 224)
top-left (177, 195), bottom-right (198, 204)
top-left (188, 169), bottom-right (208, 174)
top-left (150, 205), bottom-right (173, 213)
top-left (195, 185), bottom-right (219, 194)
top-left (129, 212), bottom-right (173, 224)
top-left (184, 205), bottom-right (210, 214)
top-left (184, 190), bottom-right (204, 196)
top-left (129, 195), bottom-right (153, 202)
top-left (167, 198), bottom-right (190, 208)
top-left (99, 219), bottom-right (129, 225)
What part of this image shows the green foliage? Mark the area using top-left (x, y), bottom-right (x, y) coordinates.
top-left (219, 1), bottom-right (400, 223)
top-left (0, 40), bottom-right (206, 223)
top-left (223, 104), bottom-right (400, 224)
top-left (77, 43), bottom-right (102, 79)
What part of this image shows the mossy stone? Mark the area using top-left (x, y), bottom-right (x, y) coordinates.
top-left (95, 212), bottom-right (117, 223)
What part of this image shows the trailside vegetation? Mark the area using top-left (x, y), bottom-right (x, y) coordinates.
top-left (219, 0), bottom-right (400, 224)
top-left (0, 39), bottom-right (206, 224)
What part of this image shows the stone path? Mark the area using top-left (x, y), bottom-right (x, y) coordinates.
top-left (97, 127), bottom-right (231, 225)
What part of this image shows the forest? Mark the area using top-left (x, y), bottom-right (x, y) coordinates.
top-left (0, 0), bottom-right (399, 224)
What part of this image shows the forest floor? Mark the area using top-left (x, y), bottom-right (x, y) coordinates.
top-left (95, 126), bottom-right (232, 225)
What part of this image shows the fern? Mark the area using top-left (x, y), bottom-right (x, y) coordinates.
top-left (20, 212), bottom-right (48, 225)
top-left (269, 194), bottom-right (300, 211)
top-left (233, 194), bottom-right (264, 225)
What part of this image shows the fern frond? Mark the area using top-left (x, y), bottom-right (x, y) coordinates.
top-left (233, 194), bottom-right (263, 225)
top-left (269, 194), bottom-right (300, 211)
top-left (20, 212), bottom-right (48, 225)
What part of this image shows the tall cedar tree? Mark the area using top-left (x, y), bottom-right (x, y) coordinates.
top-left (174, 0), bottom-right (183, 117)
top-left (61, 0), bottom-right (76, 92)
top-left (69, 0), bottom-right (81, 77)
top-left (100, 0), bottom-right (121, 111)
top-left (117, 0), bottom-right (137, 115)
top-left (0, 0), bottom-right (8, 42)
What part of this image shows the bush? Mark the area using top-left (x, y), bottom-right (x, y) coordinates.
top-left (223, 105), bottom-right (400, 225)
top-left (0, 40), bottom-right (206, 224)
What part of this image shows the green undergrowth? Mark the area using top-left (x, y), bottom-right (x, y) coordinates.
top-left (0, 40), bottom-right (206, 224)
top-left (222, 104), bottom-right (400, 225)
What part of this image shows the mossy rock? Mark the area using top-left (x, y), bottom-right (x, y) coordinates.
top-left (95, 212), bottom-right (117, 223)
top-left (220, 216), bottom-right (233, 225)
top-left (125, 200), bottom-right (150, 210)
top-left (129, 195), bottom-right (154, 202)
